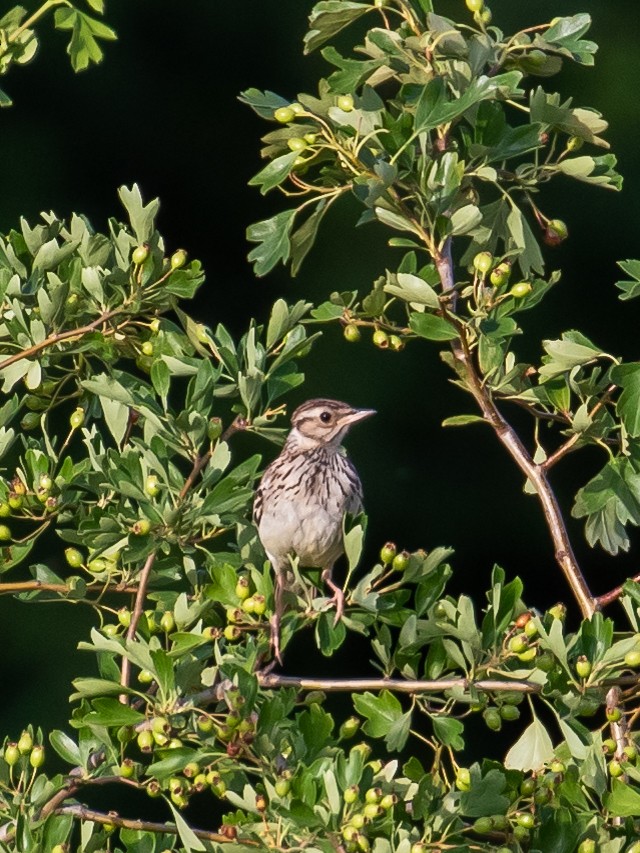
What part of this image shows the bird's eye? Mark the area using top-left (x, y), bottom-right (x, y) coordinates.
top-left (319, 411), bottom-right (332, 423)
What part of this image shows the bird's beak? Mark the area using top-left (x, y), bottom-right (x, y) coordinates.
top-left (340, 408), bottom-right (376, 426)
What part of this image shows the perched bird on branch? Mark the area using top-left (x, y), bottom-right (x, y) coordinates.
top-left (253, 398), bottom-right (375, 663)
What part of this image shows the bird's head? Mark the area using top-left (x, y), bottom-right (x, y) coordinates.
top-left (285, 398), bottom-right (375, 452)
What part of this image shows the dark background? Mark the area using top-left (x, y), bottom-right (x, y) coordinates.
top-left (1, 1), bottom-right (639, 741)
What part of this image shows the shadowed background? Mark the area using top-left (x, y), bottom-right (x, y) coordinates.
top-left (1, 0), bottom-right (639, 743)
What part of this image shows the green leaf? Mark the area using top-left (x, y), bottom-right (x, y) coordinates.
top-left (323, 45), bottom-right (384, 92)
top-left (539, 331), bottom-right (603, 378)
top-left (432, 716), bottom-right (464, 750)
top-left (49, 730), bottom-right (81, 765)
top-left (290, 200), bottom-right (329, 276)
top-left (247, 209), bottom-right (297, 277)
top-left (615, 259), bottom-right (640, 301)
top-left (459, 768), bottom-right (509, 817)
top-left (534, 807), bottom-right (580, 853)
top-left (504, 716), bottom-right (555, 771)
top-left (54, 7), bottom-right (116, 72)
top-left (604, 780), bottom-right (640, 816)
top-left (539, 13), bottom-right (597, 65)
top-left (353, 690), bottom-right (405, 742)
top-left (384, 273), bottom-right (440, 309)
top-left (248, 150), bottom-right (300, 195)
top-left (117, 184), bottom-right (159, 244)
top-left (238, 87), bottom-right (290, 119)
top-left (557, 154), bottom-right (621, 190)
top-left (304, 1), bottom-right (371, 54)
top-left (441, 414), bottom-right (486, 427)
top-left (409, 312), bottom-right (458, 341)
top-left (611, 363), bottom-right (640, 438)
top-left (415, 72), bottom-right (523, 132)
top-left (572, 457), bottom-right (640, 554)
top-left (81, 698), bottom-right (145, 727)
top-left (449, 204), bottom-right (482, 236)
top-left (168, 801), bottom-right (207, 852)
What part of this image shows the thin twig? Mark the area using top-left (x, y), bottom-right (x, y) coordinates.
top-left (54, 804), bottom-right (255, 844)
top-left (542, 384), bottom-right (617, 470)
top-left (0, 581), bottom-right (138, 595)
top-left (0, 308), bottom-right (123, 372)
top-left (596, 571), bottom-right (640, 609)
top-left (259, 674), bottom-right (541, 694)
top-left (179, 415), bottom-right (247, 500)
top-left (119, 551), bottom-right (157, 695)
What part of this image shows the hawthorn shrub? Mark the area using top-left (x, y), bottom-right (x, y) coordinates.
top-left (2, 2), bottom-right (640, 852)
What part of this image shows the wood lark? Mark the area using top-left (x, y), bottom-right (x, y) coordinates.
top-left (253, 398), bottom-right (375, 663)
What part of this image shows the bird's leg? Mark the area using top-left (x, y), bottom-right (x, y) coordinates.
top-left (269, 569), bottom-right (286, 665)
top-left (321, 565), bottom-right (344, 626)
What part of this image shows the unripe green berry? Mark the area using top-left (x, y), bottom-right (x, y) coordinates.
top-left (455, 767), bottom-right (471, 791)
top-left (465, 0), bottom-right (483, 11)
top-left (119, 758), bottom-right (135, 778)
top-left (170, 249), bottom-right (188, 270)
top-left (160, 611), bottom-right (175, 633)
top-left (524, 619), bottom-right (538, 638)
top-left (117, 607), bottom-right (131, 628)
top-left (365, 787), bottom-right (382, 804)
top-left (516, 812), bottom-right (535, 829)
top-left (132, 244), bottom-right (150, 265)
top-left (65, 547), bottom-right (83, 568)
top-left (235, 576), bottom-right (251, 600)
top-left (131, 518), bottom-right (151, 536)
top-left (4, 743), bottom-right (19, 765)
top-left (544, 219), bottom-right (569, 246)
top-left (624, 743), bottom-right (638, 761)
top-left (138, 669), bottom-right (155, 684)
top-left (520, 777), bottom-right (536, 796)
top-left (337, 94), bottom-right (354, 112)
top-left (0, 502), bottom-right (9, 518)
top-left (350, 812), bottom-right (366, 829)
top-left (39, 473), bottom-right (52, 492)
top-left (624, 649), bottom-right (640, 668)
top-left (490, 262), bottom-right (511, 287)
top-left (473, 251), bottom-right (493, 275)
top-left (392, 550), bottom-right (411, 572)
top-left (224, 624), bottom-right (241, 642)
top-left (567, 136), bottom-right (583, 152)
top-left (197, 714), bottom-right (214, 733)
top-left (141, 341), bottom-right (154, 357)
top-left (380, 793), bottom-right (397, 810)
top-left (473, 816), bottom-right (494, 835)
top-left (144, 475), bottom-right (160, 496)
top-left (17, 731), bottom-right (32, 755)
top-left (483, 708), bottom-right (502, 731)
top-left (274, 106), bottom-right (295, 123)
top-left (510, 282), bottom-right (532, 298)
top-left (602, 738), bottom-right (617, 754)
top-left (0, 524), bottom-right (11, 541)
top-left (344, 323), bottom-right (361, 343)
top-left (576, 656), bottom-right (592, 679)
top-left (137, 730), bottom-right (154, 752)
top-left (577, 840), bottom-right (596, 853)
top-left (287, 136), bottom-right (308, 152)
top-left (344, 784), bottom-right (359, 804)
top-left (69, 407), bottom-right (85, 429)
top-left (340, 716), bottom-right (361, 739)
top-left (388, 334), bottom-right (405, 352)
top-left (606, 707), bottom-right (622, 723)
top-left (372, 329), bottom-right (389, 349)
top-left (380, 542), bottom-right (397, 564)
top-left (509, 634), bottom-right (528, 654)
top-left (275, 778), bottom-right (291, 797)
top-left (608, 758), bottom-right (623, 777)
top-left (500, 704), bottom-right (520, 721)
top-left (7, 493), bottom-right (21, 509)
top-left (149, 317), bottom-right (161, 334)
top-left (29, 745), bottom-right (45, 768)
top-left (252, 593), bottom-right (267, 615)
top-left (550, 760), bottom-right (565, 773)
top-left (363, 802), bottom-right (381, 820)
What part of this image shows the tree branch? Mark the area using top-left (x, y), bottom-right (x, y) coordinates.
top-left (258, 674), bottom-right (542, 694)
top-left (120, 551), bottom-right (157, 695)
top-left (435, 243), bottom-right (595, 619)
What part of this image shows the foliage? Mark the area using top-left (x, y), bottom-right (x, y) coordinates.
top-left (1, 1), bottom-right (640, 852)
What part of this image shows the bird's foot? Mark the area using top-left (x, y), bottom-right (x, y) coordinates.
top-left (269, 613), bottom-right (283, 666)
top-left (322, 570), bottom-right (345, 626)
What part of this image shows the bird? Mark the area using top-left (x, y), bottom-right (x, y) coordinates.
top-left (253, 398), bottom-right (375, 663)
